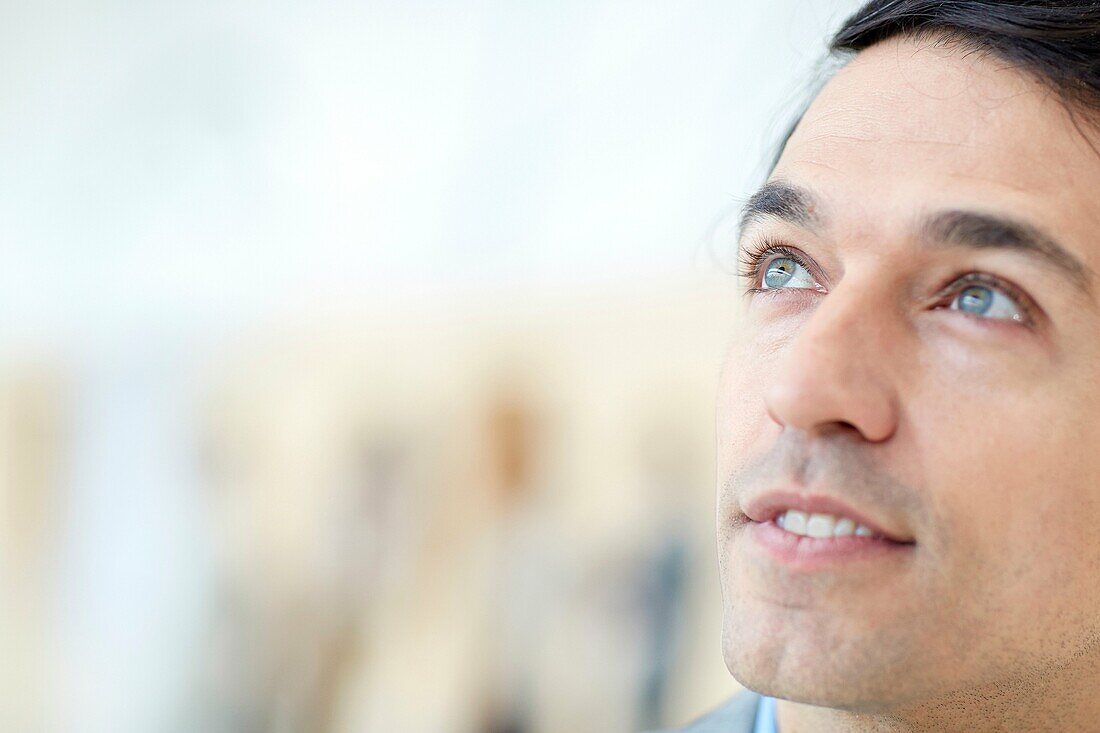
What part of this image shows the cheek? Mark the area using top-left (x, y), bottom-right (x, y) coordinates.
top-left (909, 366), bottom-right (1100, 616)
top-left (717, 339), bottom-right (775, 472)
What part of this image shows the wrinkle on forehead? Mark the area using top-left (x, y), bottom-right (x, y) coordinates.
top-left (771, 35), bottom-right (1100, 278)
top-left (789, 36), bottom-right (1067, 158)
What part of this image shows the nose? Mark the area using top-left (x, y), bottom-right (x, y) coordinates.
top-left (763, 281), bottom-right (901, 442)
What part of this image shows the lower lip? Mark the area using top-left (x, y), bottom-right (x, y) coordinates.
top-left (747, 519), bottom-right (914, 571)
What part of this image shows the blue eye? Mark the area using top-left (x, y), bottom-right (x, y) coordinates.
top-left (949, 284), bottom-right (1023, 322)
top-left (762, 257), bottom-right (817, 290)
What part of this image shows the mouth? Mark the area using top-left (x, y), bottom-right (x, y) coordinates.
top-left (745, 517), bottom-right (915, 571)
top-left (738, 490), bottom-right (916, 571)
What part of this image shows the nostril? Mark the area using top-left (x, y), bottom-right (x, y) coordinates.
top-left (823, 421), bottom-right (863, 438)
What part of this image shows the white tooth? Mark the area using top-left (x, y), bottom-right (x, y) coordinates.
top-left (854, 524), bottom-right (874, 537)
top-left (833, 517), bottom-right (856, 537)
top-left (806, 513), bottom-right (836, 538)
top-left (782, 510), bottom-right (807, 535)
top-left (776, 513), bottom-right (785, 529)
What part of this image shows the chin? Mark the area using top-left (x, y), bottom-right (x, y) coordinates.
top-left (721, 608), bottom-right (918, 713)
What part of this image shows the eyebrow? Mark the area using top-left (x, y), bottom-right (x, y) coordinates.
top-left (921, 210), bottom-right (1091, 292)
top-left (738, 180), bottom-right (823, 233)
top-left (739, 180), bottom-right (1092, 292)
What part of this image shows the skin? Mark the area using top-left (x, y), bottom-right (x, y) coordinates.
top-left (717, 35), bottom-right (1100, 732)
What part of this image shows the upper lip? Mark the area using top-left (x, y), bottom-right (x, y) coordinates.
top-left (741, 489), bottom-right (916, 544)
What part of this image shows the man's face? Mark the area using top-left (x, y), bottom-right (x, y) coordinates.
top-left (717, 36), bottom-right (1100, 712)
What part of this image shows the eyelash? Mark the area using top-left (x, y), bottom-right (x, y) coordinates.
top-left (736, 238), bottom-right (817, 294)
top-left (934, 271), bottom-right (1037, 326)
top-left (736, 240), bottom-right (1038, 326)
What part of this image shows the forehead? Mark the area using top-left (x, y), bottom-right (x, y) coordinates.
top-left (774, 36), bottom-right (1100, 260)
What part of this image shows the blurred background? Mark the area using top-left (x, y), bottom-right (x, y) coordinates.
top-left (0, 1), bottom-right (863, 731)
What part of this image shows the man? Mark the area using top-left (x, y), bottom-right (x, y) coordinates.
top-left (659, 2), bottom-right (1100, 731)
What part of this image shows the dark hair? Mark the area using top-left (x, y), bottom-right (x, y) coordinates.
top-left (770, 0), bottom-right (1100, 171)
